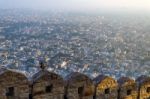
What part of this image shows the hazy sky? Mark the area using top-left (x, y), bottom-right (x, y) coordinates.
top-left (0, 0), bottom-right (150, 11)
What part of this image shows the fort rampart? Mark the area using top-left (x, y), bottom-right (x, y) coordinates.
top-left (0, 67), bottom-right (150, 99)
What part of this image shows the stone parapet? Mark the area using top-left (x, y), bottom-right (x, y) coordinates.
top-left (0, 68), bottom-right (150, 99)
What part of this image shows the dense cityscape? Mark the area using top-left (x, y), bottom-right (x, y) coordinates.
top-left (0, 9), bottom-right (150, 79)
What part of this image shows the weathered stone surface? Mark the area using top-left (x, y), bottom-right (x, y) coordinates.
top-left (32, 70), bottom-right (64, 99)
top-left (136, 75), bottom-right (150, 99)
top-left (118, 77), bottom-right (138, 99)
top-left (93, 75), bottom-right (118, 99)
top-left (0, 69), bottom-right (29, 99)
top-left (65, 72), bottom-right (94, 99)
top-left (0, 67), bottom-right (150, 99)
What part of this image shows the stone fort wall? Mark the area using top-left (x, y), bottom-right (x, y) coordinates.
top-left (0, 68), bottom-right (150, 99)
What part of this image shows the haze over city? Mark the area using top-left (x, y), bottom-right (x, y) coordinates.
top-left (0, 0), bottom-right (150, 11)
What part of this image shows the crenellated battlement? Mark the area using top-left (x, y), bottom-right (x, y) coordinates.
top-left (0, 68), bottom-right (150, 99)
